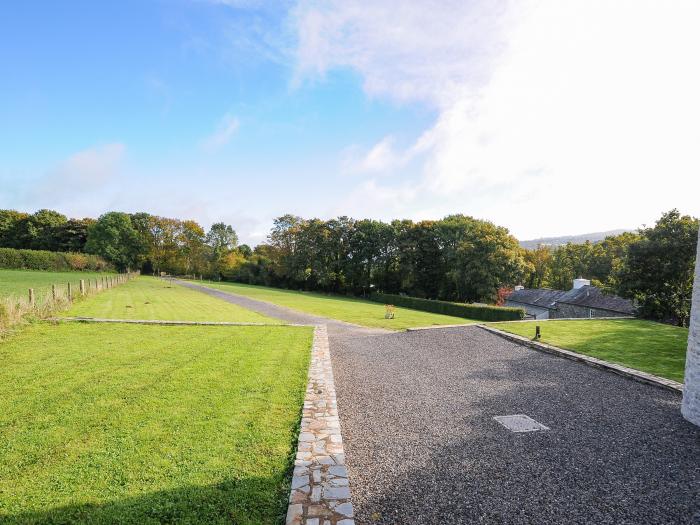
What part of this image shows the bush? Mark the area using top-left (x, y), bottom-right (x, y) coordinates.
top-left (0, 247), bottom-right (111, 272)
top-left (370, 292), bottom-right (525, 322)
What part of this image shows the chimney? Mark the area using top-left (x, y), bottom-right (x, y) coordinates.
top-left (573, 277), bottom-right (591, 290)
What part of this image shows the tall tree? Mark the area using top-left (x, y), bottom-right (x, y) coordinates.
top-left (85, 212), bottom-right (141, 271)
top-left (206, 223), bottom-right (238, 255)
top-left (206, 222), bottom-right (238, 278)
top-left (523, 245), bottom-right (552, 288)
top-left (179, 220), bottom-right (207, 275)
top-left (0, 210), bottom-right (28, 248)
top-left (54, 218), bottom-right (94, 252)
top-left (16, 209), bottom-right (68, 250)
top-left (617, 209), bottom-right (699, 326)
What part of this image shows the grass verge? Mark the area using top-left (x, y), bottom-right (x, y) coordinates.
top-left (0, 322), bottom-right (312, 524)
top-left (195, 280), bottom-right (475, 330)
top-left (489, 319), bottom-right (688, 382)
top-left (67, 276), bottom-right (278, 323)
top-left (0, 268), bottom-right (112, 300)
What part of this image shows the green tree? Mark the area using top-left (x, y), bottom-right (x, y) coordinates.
top-left (85, 212), bottom-right (141, 271)
top-left (206, 223), bottom-right (238, 255)
top-left (179, 220), bottom-right (207, 275)
top-left (523, 245), bottom-right (551, 288)
top-left (16, 209), bottom-right (67, 250)
top-left (618, 209), bottom-right (699, 326)
top-left (0, 210), bottom-right (28, 248)
top-left (54, 218), bottom-right (94, 252)
top-left (205, 222), bottom-right (238, 278)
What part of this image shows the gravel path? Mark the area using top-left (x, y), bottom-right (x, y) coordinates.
top-left (175, 280), bottom-right (387, 337)
top-left (178, 280), bottom-right (700, 524)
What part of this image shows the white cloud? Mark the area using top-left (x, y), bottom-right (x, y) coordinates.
top-left (342, 135), bottom-right (416, 175)
top-left (39, 143), bottom-right (125, 194)
top-left (200, 114), bottom-right (240, 151)
top-left (293, 0), bottom-right (700, 238)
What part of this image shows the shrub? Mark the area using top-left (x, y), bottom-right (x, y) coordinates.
top-left (370, 292), bottom-right (525, 322)
top-left (65, 252), bottom-right (88, 270)
top-left (0, 247), bottom-right (112, 272)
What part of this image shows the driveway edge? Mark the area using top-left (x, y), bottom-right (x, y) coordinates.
top-left (286, 324), bottom-right (355, 525)
top-left (478, 324), bottom-right (683, 393)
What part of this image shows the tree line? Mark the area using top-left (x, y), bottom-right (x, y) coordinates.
top-left (1, 208), bottom-right (697, 325)
top-left (0, 209), bottom-right (240, 278)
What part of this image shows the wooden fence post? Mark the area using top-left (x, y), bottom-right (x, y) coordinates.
top-left (67, 282), bottom-right (72, 301)
top-left (52, 284), bottom-right (56, 302)
top-left (28, 288), bottom-right (35, 306)
top-left (80, 279), bottom-right (85, 296)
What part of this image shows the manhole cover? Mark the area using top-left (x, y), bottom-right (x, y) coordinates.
top-left (493, 414), bottom-right (549, 433)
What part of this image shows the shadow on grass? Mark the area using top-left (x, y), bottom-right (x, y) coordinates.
top-left (1, 476), bottom-right (289, 525)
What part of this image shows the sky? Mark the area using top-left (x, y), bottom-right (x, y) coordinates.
top-left (1, 0), bottom-right (699, 245)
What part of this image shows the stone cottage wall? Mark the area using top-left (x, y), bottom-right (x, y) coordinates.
top-left (504, 301), bottom-right (551, 319)
top-left (681, 229), bottom-right (700, 426)
top-left (550, 303), bottom-right (630, 319)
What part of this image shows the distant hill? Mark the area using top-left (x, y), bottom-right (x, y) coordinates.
top-left (519, 229), bottom-right (632, 250)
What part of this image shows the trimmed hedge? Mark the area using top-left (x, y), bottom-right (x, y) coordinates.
top-left (0, 248), bottom-right (111, 272)
top-left (370, 292), bottom-right (525, 322)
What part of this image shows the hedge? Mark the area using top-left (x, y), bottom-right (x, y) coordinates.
top-left (0, 248), bottom-right (111, 272)
top-left (370, 292), bottom-right (525, 322)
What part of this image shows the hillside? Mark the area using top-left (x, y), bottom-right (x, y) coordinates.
top-left (519, 229), bottom-right (632, 249)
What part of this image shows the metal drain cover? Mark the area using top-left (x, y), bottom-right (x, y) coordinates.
top-left (493, 414), bottom-right (550, 433)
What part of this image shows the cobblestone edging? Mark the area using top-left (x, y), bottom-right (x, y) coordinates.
top-left (286, 324), bottom-right (355, 525)
top-left (479, 324), bottom-right (683, 393)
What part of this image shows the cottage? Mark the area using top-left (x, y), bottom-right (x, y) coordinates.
top-left (505, 278), bottom-right (636, 319)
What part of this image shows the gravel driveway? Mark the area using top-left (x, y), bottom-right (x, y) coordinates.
top-left (178, 281), bottom-right (700, 524)
top-left (333, 326), bottom-right (699, 525)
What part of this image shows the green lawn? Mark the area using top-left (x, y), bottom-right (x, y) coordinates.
top-left (196, 280), bottom-right (475, 330)
top-left (0, 321), bottom-right (312, 524)
top-left (67, 276), bottom-right (278, 323)
top-left (489, 319), bottom-right (688, 382)
top-left (0, 269), bottom-right (111, 301)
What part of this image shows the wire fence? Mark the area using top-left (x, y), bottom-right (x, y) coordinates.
top-left (0, 272), bottom-right (140, 333)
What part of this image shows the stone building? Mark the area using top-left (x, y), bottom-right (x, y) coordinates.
top-left (503, 288), bottom-right (565, 319)
top-left (682, 229), bottom-right (700, 426)
top-left (505, 279), bottom-right (636, 319)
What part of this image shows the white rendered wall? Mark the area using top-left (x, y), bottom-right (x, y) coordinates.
top-left (681, 228), bottom-right (700, 426)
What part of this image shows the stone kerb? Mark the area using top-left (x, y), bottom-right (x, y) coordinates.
top-left (286, 324), bottom-right (355, 525)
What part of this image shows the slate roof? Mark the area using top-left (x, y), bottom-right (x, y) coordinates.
top-left (506, 288), bottom-right (566, 310)
top-left (556, 285), bottom-right (636, 315)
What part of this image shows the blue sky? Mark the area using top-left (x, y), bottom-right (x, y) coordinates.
top-left (2, 1), bottom-right (699, 244)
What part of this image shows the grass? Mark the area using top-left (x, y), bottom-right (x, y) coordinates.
top-left (489, 319), bottom-right (688, 382)
top-left (196, 280), bottom-right (475, 330)
top-left (0, 321), bottom-right (313, 524)
top-left (67, 276), bottom-right (278, 323)
top-left (0, 269), bottom-right (111, 301)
